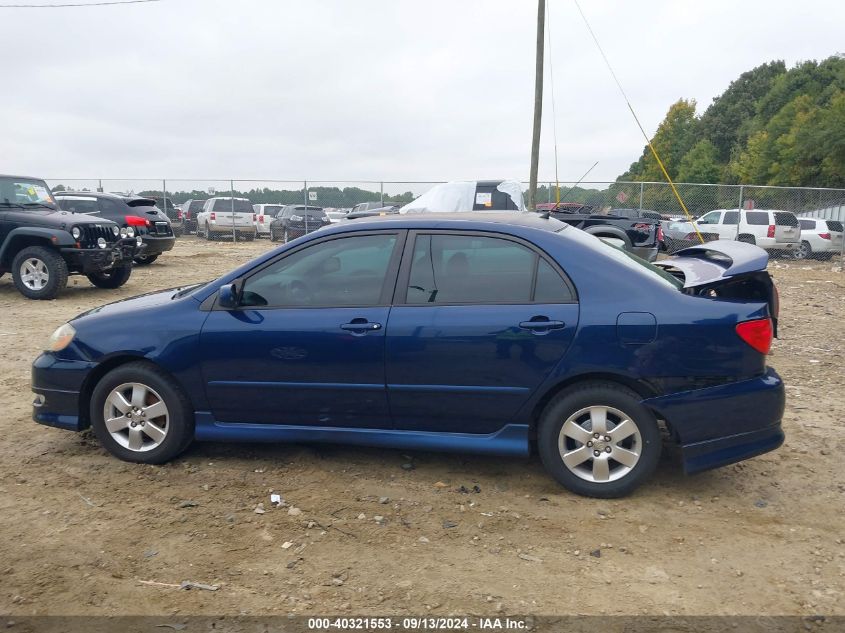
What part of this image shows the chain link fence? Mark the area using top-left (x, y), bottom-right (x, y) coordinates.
top-left (45, 178), bottom-right (845, 264)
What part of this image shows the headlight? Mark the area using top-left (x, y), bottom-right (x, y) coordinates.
top-left (97, 237), bottom-right (107, 249)
top-left (111, 225), bottom-right (119, 236)
top-left (125, 226), bottom-right (135, 238)
top-left (46, 323), bottom-right (76, 352)
top-left (290, 215), bottom-right (303, 221)
top-left (119, 227), bottom-right (127, 238)
top-left (71, 226), bottom-right (81, 240)
top-left (136, 236), bottom-right (143, 246)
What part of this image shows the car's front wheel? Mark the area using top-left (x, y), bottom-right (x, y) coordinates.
top-left (87, 264), bottom-right (132, 289)
top-left (12, 246), bottom-right (69, 300)
top-left (537, 382), bottom-right (661, 498)
top-left (90, 362), bottom-right (194, 464)
top-left (133, 253), bottom-right (159, 266)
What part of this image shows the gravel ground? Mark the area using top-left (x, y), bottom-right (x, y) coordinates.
top-left (0, 236), bottom-right (843, 617)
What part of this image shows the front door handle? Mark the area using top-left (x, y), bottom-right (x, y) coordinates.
top-left (519, 318), bottom-right (565, 332)
top-left (341, 320), bottom-right (382, 335)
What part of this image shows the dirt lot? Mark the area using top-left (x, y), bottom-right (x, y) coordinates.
top-left (0, 236), bottom-right (843, 618)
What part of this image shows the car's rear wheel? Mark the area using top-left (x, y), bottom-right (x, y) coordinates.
top-left (90, 362), bottom-right (194, 464)
top-left (133, 253), bottom-right (159, 266)
top-left (205, 223), bottom-right (215, 241)
top-left (269, 228), bottom-right (277, 242)
top-left (283, 228), bottom-right (289, 243)
top-left (87, 264), bottom-right (132, 289)
top-left (12, 246), bottom-right (68, 300)
top-left (537, 382), bottom-right (661, 498)
top-left (794, 241), bottom-right (812, 260)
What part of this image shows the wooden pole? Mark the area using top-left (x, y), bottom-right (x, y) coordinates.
top-left (527, 0), bottom-right (545, 211)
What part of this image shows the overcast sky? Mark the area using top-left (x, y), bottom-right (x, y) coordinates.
top-left (1, 0), bottom-right (843, 188)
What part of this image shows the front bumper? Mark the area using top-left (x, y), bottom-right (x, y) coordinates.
top-left (60, 238), bottom-right (141, 273)
top-left (31, 353), bottom-right (95, 432)
top-left (643, 367), bottom-right (785, 474)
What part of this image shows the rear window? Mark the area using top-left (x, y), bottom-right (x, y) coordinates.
top-left (826, 220), bottom-right (843, 232)
top-left (799, 219), bottom-right (816, 230)
top-left (774, 212), bottom-right (798, 227)
top-left (127, 198), bottom-right (156, 207)
top-left (187, 200), bottom-right (206, 212)
top-left (260, 205), bottom-right (283, 215)
top-left (745, 212), bottom-right (769, 226)
top-left (213, 199), bottom-right (253, 213)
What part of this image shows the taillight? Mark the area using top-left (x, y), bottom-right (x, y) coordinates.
top-left (259, 215), bottom-right (264, 223)
top-left (656, 225), bottom-right (664, 242)
top-left (633, 223), bottom-right (651, 230)
top-left (210, 212), bottom-right (216, 221)
top-left (767, 225), bottom-right (775, 238)
top-left (736, 318), bottom-right (773, 355)
top-left (177, 210), bottom-right (183, 220)
top-left (819, 232), bottom-right (831, 240)
top-left (125, 215), bottom-right (148, 227)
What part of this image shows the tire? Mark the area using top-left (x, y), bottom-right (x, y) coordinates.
top-left (269, 229), bottom-right (277, 242)
top-left (241, 232), bottom-right (255, 242)
top-left (87, 264), bottom-right (132, 289)
top-left (205, 224), bottom-right (214, 241)
top-left (794, 241), bottom-right (812, 260)
top-left (133, 254), bottom-right (159, 266)
top-left (11, 246), bottom-right (69, 300)
top-left (737, 234), bottom-right (756, 245)
top-left (172, 228), bottom-right (183, 237)
top-left (537, 382), bottom-right (661, 498)
top-left (283, 228), bottom-right (289, 244)
top-left (90, 361), bottom-right (194, 464)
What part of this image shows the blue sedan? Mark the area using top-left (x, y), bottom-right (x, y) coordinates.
top-left (31, 213), bottom-right (785, 497)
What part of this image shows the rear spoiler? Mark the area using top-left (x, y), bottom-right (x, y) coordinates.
top-left (654, 240), bottom-right (768, 288)
top-left (656, 239), bottom-right (778, 336)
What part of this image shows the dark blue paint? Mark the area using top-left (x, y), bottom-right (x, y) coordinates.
top-left (31, 213), bottom-right (785, 475)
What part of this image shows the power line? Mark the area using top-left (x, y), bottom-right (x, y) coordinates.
top-left (0, 0), bottom-right (160, 7)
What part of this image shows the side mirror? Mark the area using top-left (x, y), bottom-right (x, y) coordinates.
top-left (217, 283), bottom-right (240, 309)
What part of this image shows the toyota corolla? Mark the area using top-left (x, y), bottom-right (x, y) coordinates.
top-left (31, 213), bottom-right (785, 497)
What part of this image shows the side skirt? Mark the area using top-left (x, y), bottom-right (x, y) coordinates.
top-left (194, 413), bottom-right (530, 457)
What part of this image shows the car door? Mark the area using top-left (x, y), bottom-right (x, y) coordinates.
top-left (385, 231), bottom-right (579, 434)
top-left (198, 230), bottom-right (405, 428)
top-left (696, 211), bottom-right (726, 237)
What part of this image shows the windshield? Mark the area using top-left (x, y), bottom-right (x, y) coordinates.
top-left (0, 177), bottom-right (57, 208)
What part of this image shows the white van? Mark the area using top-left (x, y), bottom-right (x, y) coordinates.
top-left (694, 209), bottom-right (800, 252)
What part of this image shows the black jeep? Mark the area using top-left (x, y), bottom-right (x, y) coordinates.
top-left (0, 175), bottom-right (141, 300)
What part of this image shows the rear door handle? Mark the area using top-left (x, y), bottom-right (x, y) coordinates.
top-left (341, 320), bottom-right (382, 335)
top-left (519, 319), bottom-right (565, 332)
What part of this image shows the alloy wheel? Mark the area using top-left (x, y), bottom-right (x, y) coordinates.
top-left (557, 405), bottom-right (642, 483)
top-left (20, 258), bottom-right (49, 291)
top-left (102, 382), bottom-right (170, 452)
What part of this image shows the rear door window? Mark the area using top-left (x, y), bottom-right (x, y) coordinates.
top-left (58, 197), bottom-right (99, 214)
top-left (745, 212), bottom-right (769, 226)
top-left (405, 234), bottom-right (574, 304)
top-left (799, 219), bottom-right (816, 230)
top-left (723, 211), bottom-right (739, 225)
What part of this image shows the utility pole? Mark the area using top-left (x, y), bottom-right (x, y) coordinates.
top-left (527, 0), bottom-right (545, 212)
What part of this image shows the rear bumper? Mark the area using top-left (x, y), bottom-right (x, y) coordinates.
top-left (140, 235), bottom-right (175, 256)
top-left (31, 353), bottom-right (93, 432)
top-left (208, 222), bottom-right (254, 233)
top-left (643, 367), bottom-right (785, 474)
top-left (758, 239), bottom-right (798, 250)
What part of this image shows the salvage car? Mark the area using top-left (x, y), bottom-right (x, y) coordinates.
top-left (268, 205), bottom-right (331, 242)
top-left (196, 197), bottom-right (256, 241)
top-left (1, 175), bottom-right (141, 299)
top-left (31, 213), bottom-right (784, 497)
top-left (55, 192), bottom-right (175, 265)
top-left (795, 217), bottom-right (843, 260)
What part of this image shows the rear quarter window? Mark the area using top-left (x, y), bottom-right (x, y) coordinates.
top-left (826, 220), bottom-right (843, 232)
top-left (799, 219), bottom-right (816, 230)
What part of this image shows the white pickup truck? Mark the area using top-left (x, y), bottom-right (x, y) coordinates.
top-left (693, 208), bottom-right (800, 253)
